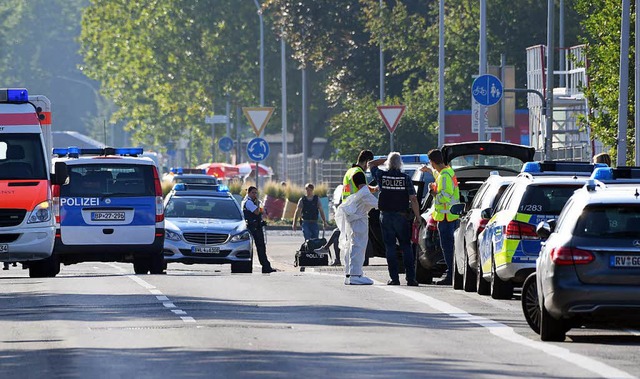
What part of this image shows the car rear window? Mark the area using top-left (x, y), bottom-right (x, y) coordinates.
top-left (518, 185), bottom-right (582, 215)
top-left (62, 164), bottom-right (156, 197)
top-left (449, 155), bottom-right (524, 171)
top-left (575, 204), bottom-right (640, 238)
top-left (166, 197), bottom-right (241, 220)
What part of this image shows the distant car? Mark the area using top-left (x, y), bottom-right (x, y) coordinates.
top-left (413, 142), bottom-right (535, 284)
top-left (164, 171), bottom-right (219, 187)
top-left (521, 167), bottom-right (640, 341)
top-left (452, 172), bottom-right (515, 292)
top-left (163, 183), bottom-right (253, 273)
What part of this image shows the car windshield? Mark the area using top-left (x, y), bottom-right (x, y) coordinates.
top-left (175, 176), bottom-right (218, 185)
top-left (449, 154), bottom-right (525, 171)
top-left (518, 185), bottom-right (582, 215)
top-left (165, 196), bottom-right (241, 220)
top-left (575, 204), bottom-right (640, 238)
top-left (63, 164), bottom-right (155, 197)
top-left (0, 133), bottom-right (48, 180)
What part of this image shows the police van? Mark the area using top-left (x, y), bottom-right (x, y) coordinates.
top-left (51, 147), bottom-right (165, 276)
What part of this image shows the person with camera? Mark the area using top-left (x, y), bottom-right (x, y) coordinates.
top-left (242, 186), bottom-right (276, 274)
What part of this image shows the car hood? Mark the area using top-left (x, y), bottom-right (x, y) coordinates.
top-left (166, 218), bottom-right (246, 233)
top-left (441, 142), bottom-right (535, 164)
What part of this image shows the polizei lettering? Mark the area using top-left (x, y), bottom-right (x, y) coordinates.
top-left (381, 176), bottom-right (405, 190)
top-left (60, 197), bottom-right (100, 207)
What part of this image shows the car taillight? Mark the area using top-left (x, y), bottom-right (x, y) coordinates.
top-left (52, 184), bottom-right (60, 224)
top-left (505, 220), bottom-right (539, 240)
top-left (153, 167), bottom-right (164, 222)
top-left (550, 246), bottom-right (594, 265)
top-left (477, 218), bottom-right (489, 234)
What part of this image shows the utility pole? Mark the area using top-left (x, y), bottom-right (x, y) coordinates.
top-left (617, 0), bottom-right (631, 165)
top-left (438, 0), bottom-right (445, 147)
top-left (478, 0), bottom-right (487, 141)
top-left (545, 0), bottom-right (555, 159)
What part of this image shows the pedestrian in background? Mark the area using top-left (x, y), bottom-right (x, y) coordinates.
top-left (292, 183), bottom-right (329, 240)
top-left (369, 152), bottom-right (421, 286)
top-left (242, 186), bottom-right (276, 274)
top-left (335, 149), bottom-right (378, 285)
top-left (420, 148), bottom-right (460, 285)
top-left (593, 152), bottom-right (612, 166)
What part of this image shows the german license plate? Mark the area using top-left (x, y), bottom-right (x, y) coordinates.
top-left (192, 246), bottom-right (220, 254)
top-left (91, 211), bottom-right (126, 221)
top-left (610, 255), bottom-right (640, 268)
top-left (0, 244), bottom-right (7, 253)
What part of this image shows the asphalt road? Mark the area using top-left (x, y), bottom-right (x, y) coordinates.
top-left (0, 231), bottom-right (638, 379)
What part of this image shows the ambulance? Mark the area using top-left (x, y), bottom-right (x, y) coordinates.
top-left (0, 88), bottom-right (68, 277)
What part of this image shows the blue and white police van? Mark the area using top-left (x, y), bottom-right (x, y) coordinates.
top-left (51, 147), bottom-right (165, 275)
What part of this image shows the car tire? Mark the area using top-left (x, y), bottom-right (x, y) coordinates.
top-left (462, 251), bottom-right (477, 292)
top-left (452, 255), bottom-right (463, 290)
top-left (540, 296), bottom-right (568, 342)
top-left (476, 259), bottom-right (490, 295)
top-left (231, 260), bottom-right (253, 273)
top-left (149, 252), bottom-right (165, 274)
top-left (490, 254), bottom-right (513, 300)
top-left (133, 256), bottom-right (150, 274)
top-left (415, 252), bottom-right (433, 284)
top-left (28, 254), bottom-right (60, 278)
top-left (521, 273), bottom-right (540, 334)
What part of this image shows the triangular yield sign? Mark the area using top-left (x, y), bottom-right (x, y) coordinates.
top-left (377, 105), bottom-right (406, 134)
top-left (243, 107), bottom-right (275, 136)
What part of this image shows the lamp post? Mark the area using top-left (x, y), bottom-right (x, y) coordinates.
top-left (253, 0), bottom-right (265, 108)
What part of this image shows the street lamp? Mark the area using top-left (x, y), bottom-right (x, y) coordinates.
top-left (253, 0), bottom-right (265, 108)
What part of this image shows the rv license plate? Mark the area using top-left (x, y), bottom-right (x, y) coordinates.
top-left (0, 244), bottom-right (8, 253)
top-left (91, 211), bottom-right (126, 221)
top-left (192, 246), bottom-right (220, 254)
top-left (610, 255), bottom-right (640, 268)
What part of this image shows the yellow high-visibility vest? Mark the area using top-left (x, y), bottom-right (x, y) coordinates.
top-left (432, 166), bottom-right (460, 222)
top-left (342, 166), bottom-right (364, 201)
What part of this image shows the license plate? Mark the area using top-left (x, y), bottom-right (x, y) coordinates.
top-left (610, 255), bottom-right (640, 268)
top-left (91, 211), bottom-right (126, 221)
top-left (192, 246), bottom-right (220, 254)
top-left (0, 244), bottom-right (7, 253)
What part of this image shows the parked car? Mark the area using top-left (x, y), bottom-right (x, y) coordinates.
top-left (452, 172), bottom-right (515, 292)
top-left (521, 166), bottom-right (640, 340)
top-left (477, 161), bottom-right (601, 299)
top-left (413, 142), bottom-right (535, 284)
top-left (163, 183), bottom-right (253, 273)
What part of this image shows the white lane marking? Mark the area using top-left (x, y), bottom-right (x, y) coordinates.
top-left (624, 329), bottom-right (640, 336)
top-left (149, 289), bottom-right (163, 295)
top-left (180, 316), bottom-right (196, 323)
top-left (124, 273), bottom-right (196, 323)
top-left (172, 310), bottom-right (188, 315)
top-left (156, 295), bottom-right (169, 301)
top-left (127, 275), bottom-right (156, 289)
top-left (163, 302), bottom-right (176, 308)
top-left (317, 272), bottom-right (635, 379)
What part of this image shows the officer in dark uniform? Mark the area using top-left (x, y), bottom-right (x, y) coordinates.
top-left (369, 152), bottom-right (421, 286)
top-left (241, 186), bottom-right (276, 273)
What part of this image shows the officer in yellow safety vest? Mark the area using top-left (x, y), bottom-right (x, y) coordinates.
top-left (420, 148), bottom-right (460, 285)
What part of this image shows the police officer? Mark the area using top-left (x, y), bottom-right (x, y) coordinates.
top-left (420, 148), bottom-right (460, 285)
top-left (242, 186), bottom-right (276, 274)
top-left (369, 152), bottom-right (421, 286)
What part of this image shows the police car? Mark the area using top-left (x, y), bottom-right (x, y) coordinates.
top-left (477, 161), bottom-right (603, 299)
top-left (163, 183), bottom-right (253, 273)
top-left (163, 167), bottom-right (219, 187)
top-left (50, 147), bottom-right (165, 277)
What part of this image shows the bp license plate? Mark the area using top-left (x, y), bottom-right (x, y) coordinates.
top-left (192, 246), bottom-right (220, 254)
top-left (610, 255), bottom-right (640, 268)
top-left (91, 211), bottom-right (126, 221)
top-left (0, 244), bottom-right (8, 253)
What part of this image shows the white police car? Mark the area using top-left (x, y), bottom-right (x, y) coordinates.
top-left (163, 183), bottom-right (253, 273)
top-left (50, 147), bottom-right (165, 277)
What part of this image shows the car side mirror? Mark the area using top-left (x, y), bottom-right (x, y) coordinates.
top-left (450, 203), bottom-right (465, 215)
top-left (52, 161), bottom-right (68, 186)
top-left (480, 208), bottom-right (492, 220)
top-left (536, 221), bottom-right (554, 240)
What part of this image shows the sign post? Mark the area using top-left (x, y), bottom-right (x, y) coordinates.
top-left (377, 105), bottom-right (406, 151)
top-left (243, 107), bottom-right (274, 191)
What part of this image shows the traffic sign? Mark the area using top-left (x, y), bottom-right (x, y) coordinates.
top-left (242, 107), bottom-right (274, 136)
top-left (218, 136), bottom-right (234, 152)
top-left (377, 105), bottom-right (406, 134)
top-left (472, 74), bottom-right (503, 106)
top-left (247, 137), bottom-right (269, 162)
top-left (205, 114), bottom-right (229, 124)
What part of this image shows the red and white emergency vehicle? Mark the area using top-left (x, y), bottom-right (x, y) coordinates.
top-left (0, 88), bottom-right (67, 277)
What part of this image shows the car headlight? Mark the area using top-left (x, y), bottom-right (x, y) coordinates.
top-left (165, 229), bottom-right (182, 241)
top-left (27, 201), bottom-right (51, 224)
top-left (230, 230), bottom-right (251, 242)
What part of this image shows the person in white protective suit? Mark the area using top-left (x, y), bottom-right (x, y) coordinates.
top-left (335, 150), bottom-right (378, 285)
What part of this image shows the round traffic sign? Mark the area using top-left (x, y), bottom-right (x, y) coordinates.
top-left (218, 136), bottom-right (234, 152)
top-left (246, 137), bottom-right (269, 162)
top-left (472, 74), bottom-right (503, 106)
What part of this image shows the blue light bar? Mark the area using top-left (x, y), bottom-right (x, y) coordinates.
top-left (52, 146), bottom-right (143, 158)
top-left (0, 88), bottom-right (29, 103)
top-left (591, 167), bottom-right (613, 181)
top-left (218, 184), bottom-right (229, 193)
top-left (373, 154), bottom-right (429, 164)
top-left (521, 162), bottom-right (541, 173)
top-left (591, 166), bottom-right (640, 181)
top-left (114, 147), bottom-right (143, 156)
top-left (173, 183), bottom-right (186, 191)
top-left (521, 161), bottom-right (605, 176)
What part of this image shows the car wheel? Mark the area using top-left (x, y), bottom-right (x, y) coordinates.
top-left (476, 258), bottom-right (490, 295)
top-left (452, 255), bottom-right (463, 290)
top-left (462, 251), bottom-right (477, 292)
top-left (231, 261), bottom-right (253, 273)
top-left (149, 252), bottom-right (165, 274)
top-left (28, 254), bottom-right (60, 278)
top-left (540, 296), bottom-right (568, 342)
top-left (490, 254), bottom-right (513, 300)
top-left (521, 273), bottom-right (540, 334)
top-left (133, 256), bottom-right (150, 274)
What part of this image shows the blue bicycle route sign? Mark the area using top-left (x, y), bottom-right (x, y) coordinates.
top-left (247, 137), bottom-right (269, 162)
top-left (218, 136), bottom-right (234, 152)
top-left (472, 74), bottom-right (503, 106)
